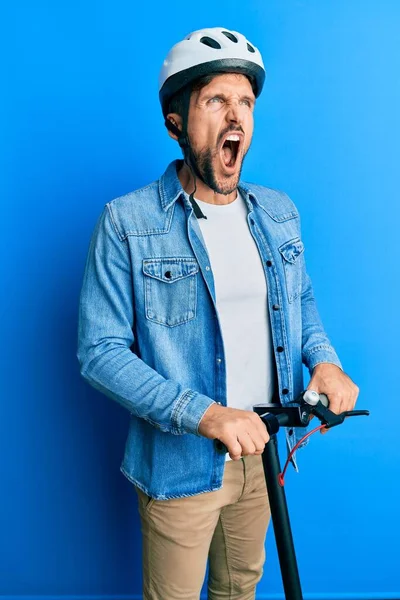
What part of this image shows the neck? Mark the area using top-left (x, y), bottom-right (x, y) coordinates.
top-left (177, 161), bottom-right (238, 205)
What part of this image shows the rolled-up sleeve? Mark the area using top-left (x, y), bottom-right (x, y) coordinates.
top-left (299, 223), bottom-right (343, 375)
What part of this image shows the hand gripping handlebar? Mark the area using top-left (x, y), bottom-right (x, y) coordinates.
top-left (215, 390), bottom-right (369, 455)
top-left (253, 389), bottom-right (369, 436)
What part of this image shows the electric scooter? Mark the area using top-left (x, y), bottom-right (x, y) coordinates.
top-left (251, 390), bottom-right (370, 600)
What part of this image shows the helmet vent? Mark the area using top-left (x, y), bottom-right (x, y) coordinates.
top-left (222, 31), bottom-right (238, 43)
top-left (200, 36), bottom-right (221, 49)
top-left (247, 43), bottom-right (255, 53)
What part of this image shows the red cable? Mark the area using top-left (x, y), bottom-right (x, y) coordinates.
top-left (278, 423), bottom-right (328, 487)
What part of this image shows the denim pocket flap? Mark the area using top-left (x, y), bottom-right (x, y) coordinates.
top-left (278, 237), bottom-right (305, 264)
top-left (142, 257), bottom-right (199, 283)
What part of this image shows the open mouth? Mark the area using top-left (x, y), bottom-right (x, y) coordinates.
top-left (220, 134), bottom-right (242, 170)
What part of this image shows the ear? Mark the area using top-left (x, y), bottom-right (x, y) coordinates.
top-left (165, 112), bottom-right (183, 141)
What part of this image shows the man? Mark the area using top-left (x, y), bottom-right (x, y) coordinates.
top-left (77, 27), bottom-right (359, 600)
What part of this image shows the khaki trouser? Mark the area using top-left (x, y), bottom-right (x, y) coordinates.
top-left (134, 453), bottom-right (271, 600)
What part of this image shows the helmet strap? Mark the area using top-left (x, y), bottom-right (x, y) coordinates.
top-left (165, 87), bottom-right (207, 219)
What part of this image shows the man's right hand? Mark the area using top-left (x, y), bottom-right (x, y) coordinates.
top-left (198, 403), bottom-right (270, 461)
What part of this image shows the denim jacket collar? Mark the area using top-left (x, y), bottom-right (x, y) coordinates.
top-left (159, 159), bottom-right (298, 222)
top-left (158, 159), bottom-right (258, 213)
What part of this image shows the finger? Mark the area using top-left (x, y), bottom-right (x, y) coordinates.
top-left (320, 426), bottom-right (329, 435)
top-left (251, 431), bottom-right (268, 454)
top-left (230, 453), bottom-right (242, 461)
top-left (224, 436), bottom-right (242, 461)
top-left (256, 418), bottom-right (270, 444)
top-left (354, 386), bottom-right (360, 406)
top-left (237, 432), bottom-right (256, 456)
top-left (255, 422), bottom-right (270, 447)
top-left (326, 396), bottom-right (342, 415)
top-left (349, 388), bottom-right (359, 411)
top-left (344, 398), bottom-right (354, 412)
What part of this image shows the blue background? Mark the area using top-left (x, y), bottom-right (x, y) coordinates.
top-left (2, 0), bottom-right (399, 598)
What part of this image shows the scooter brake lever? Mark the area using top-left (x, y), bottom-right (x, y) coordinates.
top-left (301, 390), bottom-right (370, 429)
top-left (312, 402), bottom-right (344, 427)
top-left (323, 409), bottom-right (370, 428)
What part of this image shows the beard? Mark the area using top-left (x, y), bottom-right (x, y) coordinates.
top-left (188, 142), bottom-right (249, 195)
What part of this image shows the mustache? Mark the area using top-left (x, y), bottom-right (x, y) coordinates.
top-left (217, 126), bottom-right (244, 147)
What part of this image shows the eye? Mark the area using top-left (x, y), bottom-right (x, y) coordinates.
top-left (209, 96), bottom-right (224, 103)
top-left (240, 99), bottom-right (252, 107)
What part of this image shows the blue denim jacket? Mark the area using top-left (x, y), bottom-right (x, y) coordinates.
top-left (77, 159), bottom-right (343, 500)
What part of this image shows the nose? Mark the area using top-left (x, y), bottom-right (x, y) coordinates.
top-left (225, 100), bottom-right (244, 126)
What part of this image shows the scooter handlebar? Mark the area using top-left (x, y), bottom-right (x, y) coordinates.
top-left (216, 391), bottom-right (369, 454)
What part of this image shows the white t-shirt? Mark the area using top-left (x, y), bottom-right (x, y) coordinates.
top-left (194, 191), bottom-right (276, 462)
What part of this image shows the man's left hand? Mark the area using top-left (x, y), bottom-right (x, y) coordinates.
top-left (307, 363), bottom-right (359, 434)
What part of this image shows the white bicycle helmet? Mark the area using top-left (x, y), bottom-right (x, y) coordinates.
top-left (159, 27), bottom-right (266, 117)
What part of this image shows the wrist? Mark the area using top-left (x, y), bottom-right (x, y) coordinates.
top-left (198, 401), bottom-right (217, 427)
top-left (312, 362), bottom-right (340, 373)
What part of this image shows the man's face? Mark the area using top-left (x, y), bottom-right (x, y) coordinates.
top-left (186, 73), bottom-right (256, 195)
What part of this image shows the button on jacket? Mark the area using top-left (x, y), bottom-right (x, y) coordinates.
top-left (76, 159), bottom-right (343, 500)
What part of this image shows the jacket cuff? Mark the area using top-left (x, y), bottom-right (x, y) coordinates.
top-left (171, 389), bottom-right (216, 435)
top-left (303, 344), bottom-right (343, 376)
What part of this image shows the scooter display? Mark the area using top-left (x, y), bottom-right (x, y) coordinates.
top-left (251, 390), bottom-right (370, 600)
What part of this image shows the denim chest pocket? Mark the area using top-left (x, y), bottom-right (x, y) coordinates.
top-left (143, 257), bottom-right (199, 327)
top-left (278, 237), bottom-right (305, 303)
